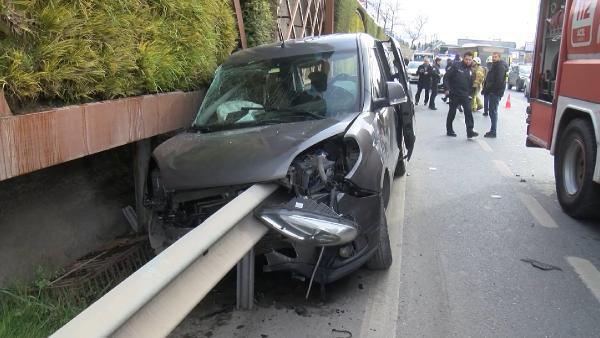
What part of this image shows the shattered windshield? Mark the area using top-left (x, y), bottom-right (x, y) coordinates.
top-left (193, 50), bottom-right (360, 132)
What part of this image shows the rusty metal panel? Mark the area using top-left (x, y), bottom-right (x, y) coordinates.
top-left (0, 91), bottom-right (11, 117)
top-left (0, 91), bottom-right (203, 182)
top-left (84, 99), bottom-right (133, 154)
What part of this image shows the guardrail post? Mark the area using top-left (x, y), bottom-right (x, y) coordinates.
top-left (133, 139), bottom-right (152, 232)
top-left (236, 248), bottom-right (255, 310)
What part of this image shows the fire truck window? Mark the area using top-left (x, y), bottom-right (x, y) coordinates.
top-left (537, 0), bottom-right (565, 102)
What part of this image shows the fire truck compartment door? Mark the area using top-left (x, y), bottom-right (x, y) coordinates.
top-left (528, 100), bottom-right (554, 149)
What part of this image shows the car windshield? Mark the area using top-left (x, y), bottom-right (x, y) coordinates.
top-left (192, 50), bottom-right (360, 132)
top-left (519, 65), bottom-right (532, 74)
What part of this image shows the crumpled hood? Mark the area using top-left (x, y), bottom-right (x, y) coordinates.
top-left (153, 116), bottom-right (356, 190)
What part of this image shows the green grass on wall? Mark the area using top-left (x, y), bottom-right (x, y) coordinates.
top-left (0, 0), bottom-right (238, 112)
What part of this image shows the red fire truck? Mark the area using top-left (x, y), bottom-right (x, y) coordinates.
top-left (526, 0), bottom-right (600, 218)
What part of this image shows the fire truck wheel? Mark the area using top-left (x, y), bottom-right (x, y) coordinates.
top-left (555, 119), bottom-right (600, 219)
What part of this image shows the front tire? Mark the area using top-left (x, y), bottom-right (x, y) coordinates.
top-left (555, 119), bottom-right (600, 219)
top-left (366, 201), bottom-right (393, 270)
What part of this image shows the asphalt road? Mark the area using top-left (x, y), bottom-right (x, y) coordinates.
top-left (171, 87), bottom-right (600, 338)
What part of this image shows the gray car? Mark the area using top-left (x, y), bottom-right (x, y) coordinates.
top-left (146, 34), bottom-right (415, 286)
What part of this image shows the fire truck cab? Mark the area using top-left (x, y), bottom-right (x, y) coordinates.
top-left (527, 0), bottom-right (600, 218)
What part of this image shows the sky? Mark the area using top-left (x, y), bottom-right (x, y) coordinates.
top-left (381, 0), bottom-right (540, 47)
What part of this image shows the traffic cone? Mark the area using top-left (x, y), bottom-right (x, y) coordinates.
top-left (505, 94), bottom-right (511, 109)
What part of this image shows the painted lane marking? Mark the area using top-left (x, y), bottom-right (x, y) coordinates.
top-left (493, 160), bottom-right (514, 177)
top-left (517, 193), bottom-right (559, 228)
top-left (359, 177), bottom-right (406, 337)
top-left (476, 139), bottom-right (494, 153)
top-left (566, 257), bottom-right (600, 303)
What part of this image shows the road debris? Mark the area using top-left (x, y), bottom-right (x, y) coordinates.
top-left (358, 283), bottom-right (364, 290)
top-left (520, 258), bottom-right (563, 271)
top-left (429, 167), bottom-right (437, 171)
top-left (520, 179), bottom-right (527, 183)
top-left (332, 328), bottom-right (352, 338)
top-left (294, 305), bottom-right (308, 316)
top-left (491, 195), bottom-right (502, 199)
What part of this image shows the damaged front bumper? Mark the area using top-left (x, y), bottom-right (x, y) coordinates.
top-left (255, 193), bottom-right (381, 284)
top-left (256, 197), bottom-right (358, 247)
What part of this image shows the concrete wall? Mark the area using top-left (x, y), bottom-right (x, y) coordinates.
top-left (0, 145), bottom-right (135, 286)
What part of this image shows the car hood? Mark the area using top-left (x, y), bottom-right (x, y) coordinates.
top-left (153, 115), bottom-right (357, 190)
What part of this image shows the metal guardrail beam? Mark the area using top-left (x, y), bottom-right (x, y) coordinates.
top-left (51, 183), bottom-right (278, 338)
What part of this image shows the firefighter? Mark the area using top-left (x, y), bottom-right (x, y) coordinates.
top-left (471, 57), bottom-right (485, 112)
top-left (481, 52), bottom-right (508, 138)
top-left (414, 58), bottom-right (433, 106)
top-left (443, 51), bottom-right (478, 138)
top-left (483, 55), bottom-right (493, 116)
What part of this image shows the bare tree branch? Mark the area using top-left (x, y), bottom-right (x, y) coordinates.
top-left (404, 15), bottom-right (428, 49)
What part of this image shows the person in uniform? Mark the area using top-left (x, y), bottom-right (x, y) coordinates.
top-left (443, 51), bottom-right (479, 138)
top-left (429, 57), bottom-right (442, 110)
top-left (414, 58), bottom-right (433, 106)
top-left (471, 57), bottom-right (485, 112)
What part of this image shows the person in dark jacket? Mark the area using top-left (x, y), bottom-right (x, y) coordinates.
top-left (441, 58), bottom-right (453, 104)
top-left (443, 51), bottom-right (478, 138)
top-left (429, 57), bottom-right (442, 110)
top-left (414, 58), bottom-right (433, 105)
top-left (481, 52), bottom-right (507, 138)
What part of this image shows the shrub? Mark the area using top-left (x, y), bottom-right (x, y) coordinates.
top-left (0, 0), bottom-right (238, 112)
top-left (241, 0), bottom-right (277, 47)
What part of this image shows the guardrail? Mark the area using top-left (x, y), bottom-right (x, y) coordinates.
top-left (51, 183), bottom-right (278, 338)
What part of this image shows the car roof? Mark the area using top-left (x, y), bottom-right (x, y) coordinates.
top-left (224, 34), bottom-right (368, 67)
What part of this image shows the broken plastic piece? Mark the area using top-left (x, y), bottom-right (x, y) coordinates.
top-left (520, 258), bottom-right (563, 271)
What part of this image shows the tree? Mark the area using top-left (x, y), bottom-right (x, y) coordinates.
top-left (404, 15), bottom-right (428, 50)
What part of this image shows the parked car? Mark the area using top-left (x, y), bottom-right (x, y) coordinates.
top-left (508, 64), bottom-right (532, 91)
top-left (406, 61), bottom-right (420, 83)
top-left (146, 33), bottom-right (416, 285)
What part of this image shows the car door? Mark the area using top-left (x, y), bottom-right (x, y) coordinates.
top-left (379, 39), bottom-right (415, 161)
top-left (368, 44), bottom-right (396, 174)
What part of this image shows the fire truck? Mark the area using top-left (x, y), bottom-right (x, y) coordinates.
top-left (526, 0), bottom-right (600, 218)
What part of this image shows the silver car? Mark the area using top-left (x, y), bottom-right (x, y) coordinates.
top-left (146, 34), bottom-right (415, 286)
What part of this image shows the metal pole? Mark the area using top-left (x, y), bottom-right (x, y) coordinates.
top-left (236, 248), bottom-right (255, 310)
top-left (133, 139), bottom-right (152, 232)
top-left (232, 0), bottom-right (248, 49)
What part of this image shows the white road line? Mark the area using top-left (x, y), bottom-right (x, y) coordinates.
top-left (493, 159), bottom-right (514, 177)
top-left (566, 257), bottom-right (600, 303)
top-left (359, 177), bottom-right (406, 338)
top-left (476, 139), bottom-right (494, 153)
top-left (517, 193), bottom-right (559, 228)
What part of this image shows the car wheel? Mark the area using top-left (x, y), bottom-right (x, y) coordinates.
top-left (366, 200), bottom-right (393, 270)
top-left (507, 83), bottom-right (513, 90)
top-left (555, 119), bottom-right (600, 219)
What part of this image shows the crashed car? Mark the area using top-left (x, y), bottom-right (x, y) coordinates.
top-left (146, 33), bottom-right (415, 285)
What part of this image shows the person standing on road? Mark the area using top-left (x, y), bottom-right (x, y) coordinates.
top-left (441, 59), bottom-right (453, 104)
top-left (481, 52), bottom-right (508, 138)
top-left (471, 57), bottom-right (485, 112)
top-left (429, 57), bottom-right (442, 110)
top-left (443, 51), bottom-right (478, 138)
top-left (415, 58), bottom-right (433, 106)
top-left (483, 55), bottom-right (493, 116)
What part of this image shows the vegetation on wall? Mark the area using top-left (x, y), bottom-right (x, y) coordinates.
top-left (241, 0), bottom-right (278, 48)
top-left (0, 0), bottom-right (237, 112)
top-left (334, 0), bottom-right (387, 40)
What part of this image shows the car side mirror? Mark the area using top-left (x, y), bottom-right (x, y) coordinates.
top-left (387, 81), bottom-right (407, 105)
top-left (372, 82), bottom-right (407, 110)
